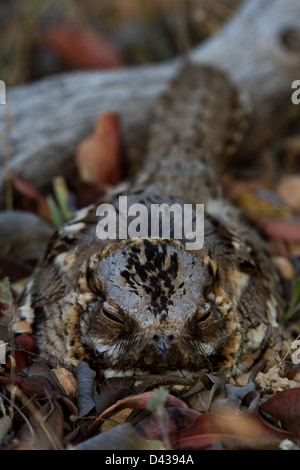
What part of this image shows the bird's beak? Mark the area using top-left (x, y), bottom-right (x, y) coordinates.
top-left (157, 337), bottom-right (168, 357)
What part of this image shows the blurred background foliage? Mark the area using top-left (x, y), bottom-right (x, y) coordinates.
top-left (0, 0), bottom-right (240, 87)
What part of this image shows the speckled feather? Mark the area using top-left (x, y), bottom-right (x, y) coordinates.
top-left (15, 64), bottom-right (287, 380)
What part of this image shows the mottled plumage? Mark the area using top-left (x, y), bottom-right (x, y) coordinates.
top-left (15, 64), bottom-right (287, 380)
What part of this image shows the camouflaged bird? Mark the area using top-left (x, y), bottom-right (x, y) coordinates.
top-left (14, 64), bottom-right (287, 381)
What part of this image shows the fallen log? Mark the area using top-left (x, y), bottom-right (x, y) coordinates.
top-left (0, 0), bottom-right (300, 208)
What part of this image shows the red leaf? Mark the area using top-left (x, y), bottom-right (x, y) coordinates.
top-left (261, 219), bottom-right (300, 243)
top-left (13, 177), bottom-right (52, 222)
top-left (42, 25), bottom-right (122, 69)
top-left (169, 412), bottom-right (291, 450)
top-left (0, 257), bottom-right (33, 282)
top-left (101, 391), bottom-right (187, 418)
top-left (0, 374), bottom-right (56, 399)
top-left (260, 387), bottom-right (300, 436)
top-left (6, 335), bottom-right (39, 371)
top-left (136, 407), bottom-right (201, 441)
top-left (87, 391), bottom-right (187, 436)
top-left (137, 408), bottom-right (293, 450)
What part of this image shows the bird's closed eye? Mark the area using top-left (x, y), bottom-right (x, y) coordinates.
top-left (197, 303), bottom-right (211, 323)
top-left (102, 301), bottom-right (124, 324)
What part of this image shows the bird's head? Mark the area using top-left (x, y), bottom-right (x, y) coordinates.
top-left (71, 238), bottom-right (242, 378)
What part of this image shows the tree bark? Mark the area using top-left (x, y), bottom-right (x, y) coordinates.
top-left (0, 0), bottom-right (300, 207)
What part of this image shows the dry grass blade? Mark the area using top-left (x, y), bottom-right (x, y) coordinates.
top-left (0, 392), bottom-right (34, 446)
top-left (147, 387), bottom-right (172, 449)
top-left (12, 386), bottom-right (64, 450)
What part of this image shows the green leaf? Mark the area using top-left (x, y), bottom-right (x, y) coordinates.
top-left (53, 176), bottom-right (73, 221)
top-left (286, 277), bottom-right (300, 321)
top-left (46, 195), bottom-right (63, 229)
top-left (0, 277), bottom-right (13, 310)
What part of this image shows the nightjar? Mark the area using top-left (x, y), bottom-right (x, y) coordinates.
top-left (14, 64), bottom-right (287, 381)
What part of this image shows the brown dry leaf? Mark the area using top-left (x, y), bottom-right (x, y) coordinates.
top-left (222, 176), bottom-right (264, 199)
top-left (52, 368), bottom-right (77, 399)
top-left (272, 256), bottom-right (296, 281)
top-left (100, 408), bottom-right (134, 434)
top-left (75, 112), bottom-right (123, 191)
top-left (233, 188), bottom-right (293, 221)
top-left (16, 399), bottom-right (64, 450)
top-left (42, 24), bottom-right (122, 69)
top-left (27, 359), bottom-right (67, 396)
top-left (104, 374), bottom-right (191, 398)
top-left (1, 357), bottom-right (69, 400)
top-left (277, 175), bottom-right (300, 212)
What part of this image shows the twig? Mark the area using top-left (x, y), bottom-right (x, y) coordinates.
top-left (280, 333), bottom-right (300, 365)
top-left (3, 100), bottom-right (14, 211)
top-left (0, 278), bottom-right (16, 419)
top-left (172, 0), bottom-right (190, 56)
